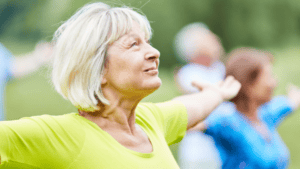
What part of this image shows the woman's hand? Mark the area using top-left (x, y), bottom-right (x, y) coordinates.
top-left (173, 76), bottom-right (241, 130)
top-left (192, 76), bottom-right (241, 102)
top-left (287, 83), bottom-right (300, 110)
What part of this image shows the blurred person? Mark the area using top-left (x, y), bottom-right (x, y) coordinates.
top-left (0, 42), bottom-right (53, 121)
top-left (174, 22), bottom-right (225, 93)
top-left (0, 3), bottom-right (241, 168)
top-left (200, 47), bottom-right (300, 168)
top-left (174, 23), bottom-right (226, 169)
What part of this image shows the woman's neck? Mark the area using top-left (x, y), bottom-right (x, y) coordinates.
top-left (236, 100), bottom-right (260, 122)
top-left (80, 88), bottom-right (144, 135)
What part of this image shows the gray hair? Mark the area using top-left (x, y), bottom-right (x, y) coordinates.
top-left (52, 2), bottom-right (152, 111)
top-left (173, 22), bottom-right (212, 62)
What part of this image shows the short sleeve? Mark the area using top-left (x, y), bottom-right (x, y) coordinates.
top-left (0, 123), bottom-right (40, 168)
top-left (204, 115), bottom-right (232, 162)
top-left (0, 119), bottom-right (45, 167)
top-left (0, 43), bottom-right (14, 81)
top-left (0, 115), bottom-right (83, 169)
top-left (204, 114), bottom-right (223, 138)
top-left (150, 101), bottom-right (188, 145)
top-left (204, 102), bottom-right (239, 146)
top-left (205, 113), bottom-right (246, 164)
top-left (261, 96), bottom-right (293, 127)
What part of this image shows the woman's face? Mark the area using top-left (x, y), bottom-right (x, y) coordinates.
top-left (103, 22), bottom-right (161, 97)
top-left (250, 63), bottom-right (277, 104)
top-left (191, 33), bottom-right (222, 67)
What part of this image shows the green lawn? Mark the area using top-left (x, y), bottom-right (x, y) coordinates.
top-left (3, 41), bottom-right (300, 168)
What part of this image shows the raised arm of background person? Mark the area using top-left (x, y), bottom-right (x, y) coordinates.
top-left (287, 84), bottom-right (300, 110)
top-left (11, 42), bottom-right (53, 78)
top-left (173, 76), bottom-right (241, 130)
top-left (262, 83), bottom-right (300, 128)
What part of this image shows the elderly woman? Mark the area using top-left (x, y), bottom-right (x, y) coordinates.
top-left (0, 2), bottom-right (241, 169)
top-left (174, 23), bottom-right (226, 169)
top-left (201, 47), bottom-right (300, 169)
top-left (174, 22), bottom-right (225, 93)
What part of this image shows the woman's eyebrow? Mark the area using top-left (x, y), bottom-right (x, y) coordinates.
top-left (120, 33), bottom-right (148, 44)
top-left (127, 33), bottom-right (140, 39)
top-left (119, 34), bottom-right (138, 43)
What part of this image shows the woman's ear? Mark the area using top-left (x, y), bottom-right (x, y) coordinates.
top-left (101, 77), bottom-right (107, 85)
top-left (101, 71), bottom-right (108, 85)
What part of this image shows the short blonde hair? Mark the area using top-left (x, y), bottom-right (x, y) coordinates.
top-left (52, 2), bottom-right (152, 111)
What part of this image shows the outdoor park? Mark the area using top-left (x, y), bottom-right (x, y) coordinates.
top-left (1, 0), bottom-right (300, 168)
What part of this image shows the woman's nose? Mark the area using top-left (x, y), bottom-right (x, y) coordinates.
top-left (145, 44), bottom-right (160, 60)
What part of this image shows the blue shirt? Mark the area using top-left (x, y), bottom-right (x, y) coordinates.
top-left (178, 102), bottom-right (234, 169)
top-left (205, 97), bottom-right (293, 169)
top-left (0, 43), bottom-right (13, 121)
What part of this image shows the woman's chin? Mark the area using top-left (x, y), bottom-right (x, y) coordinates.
top-left (147, 81), bottom-right (162, 91)
top-left (153, 82), bottom-right (162, 91)
top-left (142, 79), bottom-right (162, 92)
top-left (152, 78), bottom-right (162, 89)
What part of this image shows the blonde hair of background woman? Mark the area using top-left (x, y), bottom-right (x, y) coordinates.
top-left (52, 2), bottom-right (152, 112)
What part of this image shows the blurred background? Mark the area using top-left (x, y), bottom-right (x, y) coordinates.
top-left (1, 0), bottom-right (300, 168)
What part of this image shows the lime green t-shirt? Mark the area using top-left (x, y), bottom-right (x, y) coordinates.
top-left (0, 101), bottom-right (187, 169)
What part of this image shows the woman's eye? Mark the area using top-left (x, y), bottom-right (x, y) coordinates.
top-left (130, 42), bottom-right (137, 47)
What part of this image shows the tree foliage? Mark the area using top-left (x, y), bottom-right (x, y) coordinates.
top-left (1, 0), bottom-right (300, 67)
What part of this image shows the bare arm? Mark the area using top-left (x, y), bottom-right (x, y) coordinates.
top-left (287, 84), bottom-right (300, 110)
top-left (173, 76), bottom-right (241, 130)
top-left (188, 121), bottom-right (207, 132)
top-left (11, 42), bottom-right (53, 78)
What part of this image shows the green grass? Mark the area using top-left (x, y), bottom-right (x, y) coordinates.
top-left (3, 41), bottom-right (300, 168)
top-left (271, 47), bottom-right (300, 169)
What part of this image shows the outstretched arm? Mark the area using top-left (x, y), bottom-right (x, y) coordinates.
top-left (173, 76), bottom-right (241, 130)
top-left (188, 121), bottom-right (206, 131)
top-left (287, 84), bottom-right (300, 110)
top-left (11, 42), bottom-right (53, 78)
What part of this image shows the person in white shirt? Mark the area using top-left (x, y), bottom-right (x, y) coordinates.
top-left (174, 22), bottom-right (226, 169)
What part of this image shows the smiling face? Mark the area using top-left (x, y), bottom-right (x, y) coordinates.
top-left (102, 22), bottom-right (161, 98)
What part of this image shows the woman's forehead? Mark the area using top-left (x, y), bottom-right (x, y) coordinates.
top-left (118, 27), bottom-right (147, 42)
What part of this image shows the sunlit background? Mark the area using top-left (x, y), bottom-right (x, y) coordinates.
top-left (1, 0), bottom-right (300, 168)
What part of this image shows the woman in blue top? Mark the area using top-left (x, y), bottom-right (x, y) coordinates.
top-left (203, 47), bottom-right (300, 169)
